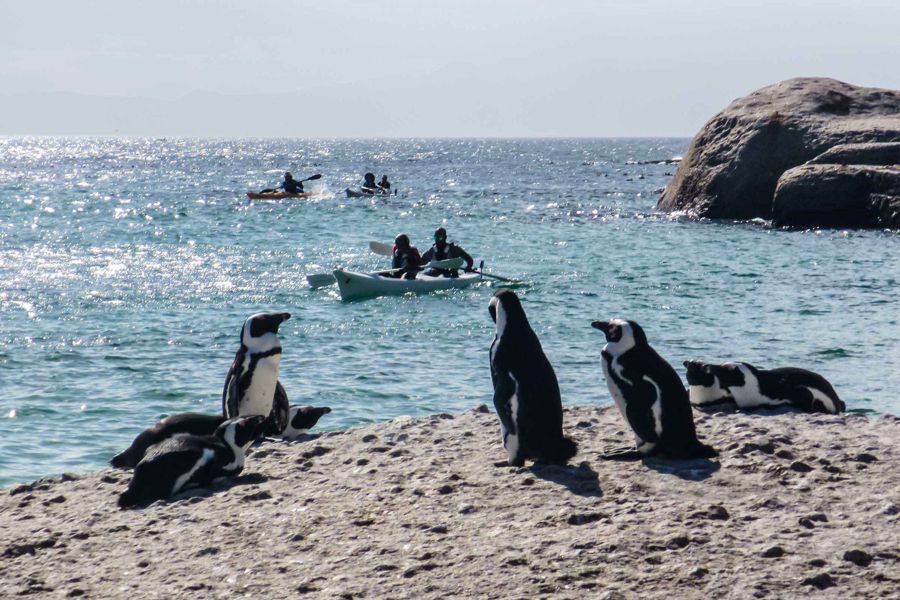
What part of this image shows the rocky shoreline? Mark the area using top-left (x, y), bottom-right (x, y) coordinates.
top-left (1, 405), bottom-right (897, 599)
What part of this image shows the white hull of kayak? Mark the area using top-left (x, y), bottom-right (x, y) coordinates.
top-left (333, 269), bottom-right (483, 301)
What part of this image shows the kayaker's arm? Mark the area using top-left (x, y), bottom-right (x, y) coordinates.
top-left (452, 245), bottom-right (475, 271)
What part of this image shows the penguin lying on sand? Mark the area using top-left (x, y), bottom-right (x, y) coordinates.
top-left (591, 319), bottom-right (716, 460)
top-left (684, 360), bottom-right (845, 414)
top-left (223, 312), bottom-right (291, 435)
top-left (274, 405), bottom-right (333, 440)
top-left (118, 414), bottom-right (265, 509)
top-left (110, 413), bottom-right (225, 470)
top-left (489, 289), bottom-right (577, 466)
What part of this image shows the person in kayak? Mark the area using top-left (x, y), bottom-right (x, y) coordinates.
top-left (420, 227), bottom-right (474, 277)
top-left (382, 233), bottom-right (421, 279)
top-left (378, 175), bottom-right (391, 192)
top-left (363, 173), bottom-right (377, 192)
top-left (280, 172), bottom-right (304, 194)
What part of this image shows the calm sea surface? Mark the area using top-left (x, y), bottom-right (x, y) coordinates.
top-left (1, 137), bottom-right (897, 487)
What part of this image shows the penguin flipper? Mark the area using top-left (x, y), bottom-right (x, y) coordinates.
top-left (224, 372), bottom-right (240, 418)
top-left (491, 370), bottom-right (518, 438)
top-left (264, 380), bottom-right (290, 436)
top-left (623, 384), bottom-right (662, 447)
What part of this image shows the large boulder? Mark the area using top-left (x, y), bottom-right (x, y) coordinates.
top-left (805, 142), bottom-right (900, 166)
top-left (657, 78), bottom-right (900, 225)
top-left (772, 165), bottom-right (900, 228)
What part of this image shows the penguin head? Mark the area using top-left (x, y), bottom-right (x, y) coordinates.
top-left (241, 312), bottom-right (291, 351)
top-left (289, 405), bottom-right (332, 430)
top-left (489, 289), bottom-right (529, 333)
top-left (683, 360), bottom-right (715, 386)
top-left (217, 414), bottom-right (266, 451)
top-left (590, 319), bottom-right (647, 355)
top-left (718, 362), bottom-right (750, 388)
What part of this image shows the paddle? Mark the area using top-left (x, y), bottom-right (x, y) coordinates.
top-left (368, 240), bottom-right (394, 256)
top-left (306, 257), bottom-right (465, 289)
top-left (259, 173), bottom-right (322, 194)
top-left (472, 260), bottom-right (520, 283)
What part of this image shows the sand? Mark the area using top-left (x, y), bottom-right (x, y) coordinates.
top-left (1, 405), bottom-right (898, 599)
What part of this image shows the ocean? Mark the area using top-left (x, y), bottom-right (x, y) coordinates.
top-left (0, 137), bottom-right (897, 487)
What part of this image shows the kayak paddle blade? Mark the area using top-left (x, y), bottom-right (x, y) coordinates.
top-left (306, 273), bottom-right (336, 289)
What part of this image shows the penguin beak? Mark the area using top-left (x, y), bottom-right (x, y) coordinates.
top-left (591, 320), bottom-right (610, 333)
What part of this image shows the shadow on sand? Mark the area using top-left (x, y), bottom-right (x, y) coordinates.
top-left (640, 456), bottom-right (721, 481)
top-left (529, 461), bottom-right (603, 497)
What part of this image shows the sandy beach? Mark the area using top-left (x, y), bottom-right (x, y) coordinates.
top-left (1, 405), bottom-right (897, 599)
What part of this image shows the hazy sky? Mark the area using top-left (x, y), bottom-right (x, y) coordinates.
top-left (1, 0), bottom-right (898, 137)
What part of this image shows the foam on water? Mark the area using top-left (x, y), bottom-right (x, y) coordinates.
top-left (1, 137), bottom-right (897, 486)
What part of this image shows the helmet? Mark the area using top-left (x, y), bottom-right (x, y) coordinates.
top-left (285, 172), bottom-right (293, 179)
top-left (434, 227), bottom-right (447, 242)
top-left (394, 234), bottom-right (410, 249)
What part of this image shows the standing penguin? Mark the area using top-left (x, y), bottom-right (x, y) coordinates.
top-left (117, 414), bottom-right (265, 508)
top-left (591, 319), bottom-right (716, 459)
top-left (489, 289), bottom-right (577, 466)
top-left (222, 312), bottom-right (291, 434)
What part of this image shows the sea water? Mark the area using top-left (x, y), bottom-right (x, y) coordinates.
top-left (0, 137), bottom-right (897, 487)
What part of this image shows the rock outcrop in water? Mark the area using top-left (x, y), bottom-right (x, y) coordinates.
top-left (657, 78), bottom-right (900, 228)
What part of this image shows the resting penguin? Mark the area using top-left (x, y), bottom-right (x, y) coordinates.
top-left (110, 412), bottom-right (226, 470)
top-left (488, 289), bottom-right (577, 466)
top-left (222, 312), bottom-right (291, 435)
top-left (591, 319), bottom-right (716, 459)
top-left (275, 405), bottom-right (332, 440)
top-left (684, 360), bottom-right (845, 414)
top-left (117, 414), bottom-right (265, 509)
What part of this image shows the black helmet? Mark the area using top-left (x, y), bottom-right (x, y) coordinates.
top-left (394, 233), bottom-right (410, 249)
top-left (434, 227), bottom-right (447, 242)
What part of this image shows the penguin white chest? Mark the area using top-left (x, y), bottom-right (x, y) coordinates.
top-left (241, 356), bottom-right (280, 416)
top-left (504, 379), bottom-right (521, 462)
top-left (688, 380), bottom-right (733, 406)
top-left (601, 357), bottom-right (629, 421)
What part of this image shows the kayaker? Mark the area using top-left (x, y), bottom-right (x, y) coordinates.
top-left (420, 227), bottom-right (474, 277)
top-left (378, 175), bottom-right (391, 192)
top-left (280, 172), bottom-right (304, 194)
top-left (363, 173), bottom-right (377, 192)
top-left (383, 233), bottom-right (421, 280)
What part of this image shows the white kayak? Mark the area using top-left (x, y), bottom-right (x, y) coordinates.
top-left (345, 187), bottom-right (394, 198)
top-left (333, 269), bottom-right (483, 301)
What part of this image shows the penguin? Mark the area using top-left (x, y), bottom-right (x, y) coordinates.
top-left (276, 405), bottom-right (332, 440)
top-left (684, 360), bottom-right (845, 414)
top-left (591, 319), bottom-right (716, 459)
top-left (110, 413), bottom-right (226, 470)
top-left (488, 289), bottom-right (577, 466)
top-left (222, 312), bottom-right (291, 435)
top-left (117, 414), bottom-right (265, 509)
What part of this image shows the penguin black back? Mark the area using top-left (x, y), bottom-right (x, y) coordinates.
top-left (489, 289), bottom-right (577, 465)
top-left (110, 412), bottom-right (226, 470)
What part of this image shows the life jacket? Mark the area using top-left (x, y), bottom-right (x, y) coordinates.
top-left (432, 243), bottom-right (456, 261)
top-left (392, 247), bottom-right (420, 269)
